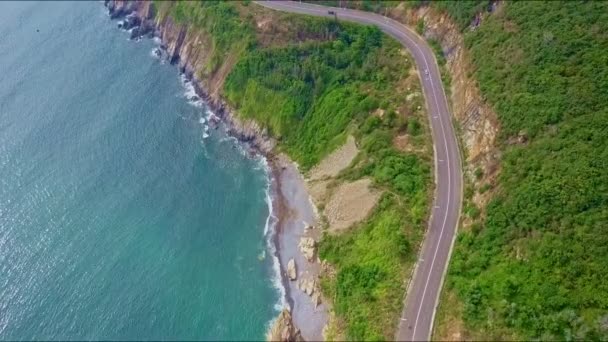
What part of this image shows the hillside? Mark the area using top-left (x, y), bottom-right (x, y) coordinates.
top-left (441, 1), bottom-right (608, 340)
top-left (153, 1), bottom-right (434, 340)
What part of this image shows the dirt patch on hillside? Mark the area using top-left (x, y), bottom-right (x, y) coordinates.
top-left (324, 178), bottom-right (381, 233)
top-left (308, 179), bottom-right (332, 206)
top-left (308, 135), bottom-right (358, 181)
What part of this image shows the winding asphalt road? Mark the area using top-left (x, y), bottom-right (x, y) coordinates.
top-left (255, 1), bottom-right (463, 340)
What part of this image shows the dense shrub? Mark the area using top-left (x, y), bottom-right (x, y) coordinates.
top-left (446, 1), bottom-right (608, 339)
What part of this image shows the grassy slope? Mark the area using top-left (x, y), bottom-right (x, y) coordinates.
top-left (160, 2), bottom-right (433, 340)
top-left (437, 1), bottom-right (608, 340)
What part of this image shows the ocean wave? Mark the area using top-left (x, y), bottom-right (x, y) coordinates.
top-left (149, 47), bottom-right (167, 63)
top-left (261, 157), bottom-right (287, 312)
top-left (224, 137), bottom-right (252, 159)
top-left (179, 74), bottom-right (204, 109)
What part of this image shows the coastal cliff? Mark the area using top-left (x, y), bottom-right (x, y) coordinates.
top-left (106, 0), bottom-right (275, 154)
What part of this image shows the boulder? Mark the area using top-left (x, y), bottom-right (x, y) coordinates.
top-left (312, 292), bottom-right (322, 309)
top-left (299, 277), bottom-right (315, 296)
top-left (287, 259), bottom-right (297, 281)
top-left (298, 237), bottom-right (316, 262)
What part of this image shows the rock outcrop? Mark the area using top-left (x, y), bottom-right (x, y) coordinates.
top-left (298, 276), bottom-right (315, 297)
top-left (298, 237), bottom-right (316, 262)
top-left (267, 309), bottom-right (304, 342)
top-left (287, 259), bottom-right (297, 281)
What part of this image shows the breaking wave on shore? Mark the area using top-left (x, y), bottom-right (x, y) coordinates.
top-left (260, 158), bottom-right (288, 313)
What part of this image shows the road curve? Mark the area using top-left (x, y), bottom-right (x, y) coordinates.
top-left (254, 1), bottom-right (463, 340)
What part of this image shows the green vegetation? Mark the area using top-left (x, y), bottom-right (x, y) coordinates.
top-left (313, 81), bottom-right (431, 339)
top-left (440, 1), bottom-right (608, 340)
top-left (415, 19), bottom-right (424, 35)
top-left (224, 22), bottom-right (384, 168)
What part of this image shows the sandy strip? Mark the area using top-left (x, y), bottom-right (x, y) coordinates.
top-left (269, 154), bottom-right (327, 341)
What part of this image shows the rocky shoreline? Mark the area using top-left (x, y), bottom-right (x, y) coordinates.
top-left (104, 1), bottom-right (327, 340)
top-left (105, 0), bottom-right (275, 154)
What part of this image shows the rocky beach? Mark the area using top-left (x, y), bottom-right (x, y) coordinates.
top-left (270, 154), bottom-right (328, 341)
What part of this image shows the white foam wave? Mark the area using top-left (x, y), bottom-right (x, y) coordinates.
top-left (149, 47), bottom-right (166, 62)
top-left (263, 177), bottom-right (287, 312)
top-left (258, 156), bottom-right (287, 312)
top-left (206, 108), bottom-right (220, 122)
top-left (179, 74), bottom-right (204, 109)
top-left (220, 136), bottom-right (250, 158)
top-left (220, 135), bottom-right (238, 144)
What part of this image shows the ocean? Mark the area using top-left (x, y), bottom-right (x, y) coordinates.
top-left (0, 2), bottom-right (281, 340)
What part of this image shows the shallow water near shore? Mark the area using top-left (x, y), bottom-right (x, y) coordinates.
top-left (0, 2), bottom-right (281, 340)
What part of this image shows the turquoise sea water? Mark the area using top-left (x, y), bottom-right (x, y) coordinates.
top-left (0, 2), bottom-right (280, 340)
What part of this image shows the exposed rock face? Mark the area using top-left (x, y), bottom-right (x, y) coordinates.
top-left (267, 309), bottom-right (305, 342)
top-left (298, 237), bottom-right (316, 262)
top-left (107, 0), bottom-right (155, 38)
top-left (287, 259), bottom-right (297, 281)
top-left (397, 5), bottom-right (500, 167)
